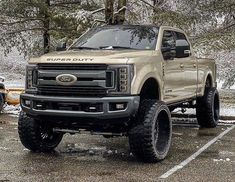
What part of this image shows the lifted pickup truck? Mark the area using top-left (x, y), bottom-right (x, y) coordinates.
top-left (19, 25), bottom-right (220, 163)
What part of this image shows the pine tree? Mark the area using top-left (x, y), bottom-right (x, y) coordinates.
top-left (0, 0), bottom-right (102, 55)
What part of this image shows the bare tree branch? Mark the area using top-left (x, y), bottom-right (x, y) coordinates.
top-left (91, 7), bottom-right (105, 15)
top-left (114, 6), bottom-right (127, 15)
top-left (50, 1), bottom-right (81, 7)
top-left (138, 0), bottom-right (155, 8)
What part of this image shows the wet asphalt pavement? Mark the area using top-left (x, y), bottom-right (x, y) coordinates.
top-left (0, 114), bottom-right (234, 182)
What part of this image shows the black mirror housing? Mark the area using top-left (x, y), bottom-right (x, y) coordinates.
top-left (175, 46), bottom-right (191, 58)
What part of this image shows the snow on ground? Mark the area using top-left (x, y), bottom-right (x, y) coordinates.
top-left (220, 107), bottom-right (235, 117)
top-left (219, 120), bottom-right (235, 124)
top-left (4, 80), bottom-right (25, 89)
top-left (175, 106), bottom-right (235, 117)
top-left (0, 48), bottom-right (26, 88)
top-left (2, 104), bottom-right (21, 116)
top-left (218, 81), bottom-right (235, 90)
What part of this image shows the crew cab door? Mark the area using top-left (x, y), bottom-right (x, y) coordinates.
top-left (173, 31), bottom-right (197, 98)
top-left (161, 30), bottom-right (185, 102)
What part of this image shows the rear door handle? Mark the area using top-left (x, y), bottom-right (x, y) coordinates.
top-left (193, 64), bottom-right (197, 68)
top-left (180, 64), bottom-right (184, 68)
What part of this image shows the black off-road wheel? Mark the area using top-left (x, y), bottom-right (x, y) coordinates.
top-left (129, 100), bottom-right (172, 163)
top-left (18, 111), bottom-right (63, 152)
top-left (196, 87), bottom-right (220, 128)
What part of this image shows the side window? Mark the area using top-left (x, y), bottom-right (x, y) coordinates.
top-left (161, 31), bottom-right (176, 60)
top-left (162, 31), bottom-right (175, 49)
top-left (174, 32), bottom-right (191, 58)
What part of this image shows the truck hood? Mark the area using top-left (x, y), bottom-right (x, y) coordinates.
top-left (28, 50), bottom-right (154, 65)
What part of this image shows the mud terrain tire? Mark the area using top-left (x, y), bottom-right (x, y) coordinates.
top-left (196, 87), bottom-right (220, 128)
top-left (18, 112), bottom-right (63, 152)
top-left (129, 100), bottom-right (172, 163)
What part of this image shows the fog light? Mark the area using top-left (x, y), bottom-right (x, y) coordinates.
top-left (116, 104), bottom-right (125, 110)
top-left (25, 100), bottom-right (31, 107)
top-left (36, 104), bottom-right (44, 110)
top-left (89, 106), bottom-right (96, 110)
top-left (109, 103), bottom-right (127, 111)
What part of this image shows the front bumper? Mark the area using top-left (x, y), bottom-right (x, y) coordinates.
top-left (21, 94), bottom-right (140, 119)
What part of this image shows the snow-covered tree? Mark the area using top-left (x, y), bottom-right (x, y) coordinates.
top-left (0, 0), bottom-right (103, 55)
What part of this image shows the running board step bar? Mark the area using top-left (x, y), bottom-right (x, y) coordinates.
top-left (53, 128), bottom-right (126, 136)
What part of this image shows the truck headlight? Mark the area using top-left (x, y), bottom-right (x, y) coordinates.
top-left (26, 65), bottom-right (37, 90)
top-left (119, 67), bottom-right (129, 92)
top-left (108, 65), bottom-right (134, 94)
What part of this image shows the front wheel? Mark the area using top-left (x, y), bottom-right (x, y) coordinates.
top-left (18, 112), bottom-right (63, 152)
top-left (196, 87), bottom-right (220, 128)
top-left (129, 100), bottom-right (172, 163)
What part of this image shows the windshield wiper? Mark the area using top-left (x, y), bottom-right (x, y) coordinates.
top-left (99, 46), bottom-right (134, 50)
top-left (70, 46), bottom-right (98, 50)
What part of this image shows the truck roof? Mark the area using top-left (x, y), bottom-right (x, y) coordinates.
top-left (100, 24), bottom-right (159, 29)
top-left (99, 24), bottom-right (186, 34)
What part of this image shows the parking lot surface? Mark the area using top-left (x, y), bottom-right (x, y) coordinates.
top-left (0, 114), bottom-right (234, 182)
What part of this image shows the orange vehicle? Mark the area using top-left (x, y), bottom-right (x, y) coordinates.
top-left (6, 88), bottom-right (24, 105)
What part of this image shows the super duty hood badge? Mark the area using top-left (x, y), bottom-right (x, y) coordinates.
top-left (47, 58), bottom-right (94, 62)
top-left (56, 74), bottom-right (77, 86)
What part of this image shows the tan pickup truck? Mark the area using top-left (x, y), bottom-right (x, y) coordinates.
top-left (19, 25), bottom-right (220, 163)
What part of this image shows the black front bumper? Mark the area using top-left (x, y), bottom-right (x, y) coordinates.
top-left (21, 94), bottom-right (140, 119)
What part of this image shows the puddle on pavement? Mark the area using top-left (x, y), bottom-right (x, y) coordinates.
top-left (58, 142), bottom-right (132, 160)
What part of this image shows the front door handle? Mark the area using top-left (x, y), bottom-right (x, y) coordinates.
top-left (193, 64), bottom-right (197, 68)
top-left (180, 64), bottom-right (184, 68)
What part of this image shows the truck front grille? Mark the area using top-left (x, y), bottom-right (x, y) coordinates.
top-left (36, 64), bottom-right (115, 97)
top-left (38, 64), bottom-right (108, 71)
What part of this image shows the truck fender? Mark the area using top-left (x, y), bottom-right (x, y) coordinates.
top-left (201, 72), bottom-right (214, 94)
top-left (135, 74), bottom-right (162, 101)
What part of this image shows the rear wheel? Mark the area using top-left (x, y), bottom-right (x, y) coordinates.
top-left (18, 112), bottom-right (63, 152)
top-left (196, 87), bottom-right (220, 128)
top-left (129, 100), bottom-right (172, 163)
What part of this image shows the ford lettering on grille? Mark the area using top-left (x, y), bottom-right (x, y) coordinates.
top-left (56, 74), bottom-right (77, 86)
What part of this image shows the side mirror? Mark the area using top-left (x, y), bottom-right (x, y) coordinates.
top-left (175, 40), bottom-right (191, 58)
top-left (56, 42), bottom-right (67, 51)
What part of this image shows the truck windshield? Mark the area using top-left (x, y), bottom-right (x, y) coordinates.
top-left (70, 26), bottom-right (159, 50)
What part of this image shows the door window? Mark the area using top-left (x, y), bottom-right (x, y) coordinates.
top-left (174, 32), bottom-right (190, 58)
top-left (161, 31), bottom-right (176, 60)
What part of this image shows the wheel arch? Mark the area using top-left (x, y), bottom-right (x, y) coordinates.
top-left (138, 77), bottom-right (162, 101)
top-left (202, 73), bottom-right (214, 94)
